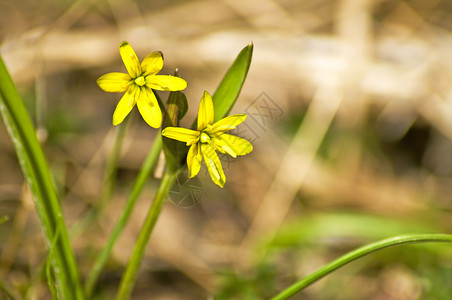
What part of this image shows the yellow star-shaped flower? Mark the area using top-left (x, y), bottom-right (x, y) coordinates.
top-left (162, 91), bottom-right (253, 187)
top-left (97, 41), bottom-right (187, 127)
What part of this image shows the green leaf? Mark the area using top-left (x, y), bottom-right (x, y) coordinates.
top-left (0, 55), bottom-right (84, 300)
top-left (162, 90), bottom-right (189, 172)
top-left (176, 91), bottom-right (188, 120)
top-left (47, 224), bottom-right (62, 300)
top-left (265, 212), bottom-right (440, 250)
top-left (85, 134), bottom-right (162, 297)
top-left (271, 234), bottom-right (452, 300)
top-left (172, 70), bottom-right (188, 120)
top-left (212, 42), bottom-right (253, 122)
top-left (164, 90), bottom-right (188, 125)
top-left (161, 71), bottom-right (189, 172)
top-left (0, 279), bottom-right (18, 300)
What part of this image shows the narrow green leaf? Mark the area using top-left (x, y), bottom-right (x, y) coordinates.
top-left (0, 54), bottom-right (84, 300)
top-left (162, 90), bottom-right (189, 171)
top-left (70, 118), bottom-right (129, 238)
top-left (212, 42), bottom-right (253, 122)
top-left (47, 224), bottom-right (62, 300)
top-left (163, 89), bottom-right (188, 124)
top-left (271, 234), bottom-right (452, 300)
top-left (172, 71), bottom-right (188, 121)
top-left (85, 134), bottom-right (163, 298)
top-left (0, 279), bottom-right (18, 300)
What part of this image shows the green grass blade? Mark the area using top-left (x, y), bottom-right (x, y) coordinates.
top-left (70, 118), bottom-right (129, 238)
top-left (212, 42), bottom-right (253, 121)
top-left (47, 224), bottom-right (62, 300)
top-left (271, 234), bottom-right (452, 300)
top-left (0, 54), bottom-right (84, 300)
top-left (0, 279), bottom-right (18, 300)
top-left (85, 134), bottom-right (163, 297)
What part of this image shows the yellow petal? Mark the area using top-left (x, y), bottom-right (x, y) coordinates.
top-left (210, 114), bottom-right (247, 132)
top-left (212, 134), bottom-right (253, 158)
top-left (187, 143), bottom-right (202, 178)
top-left (97, 72), bottom-right (132, 92)
top-left (201, 144), bottom-right (226, 188)
top-left (197, 91), bottom-right (214, 131)
top-left (145, 75), bottom-right (187, 91)
top-left (162, 127), bottom-right (200, 145)
top-left (113, 86), bottom-right (138, 125)
top-left (119, 41), bottom-right (142, 78)
top-left (141, 51), bottom-right (163, 76)
top-left (137, 88), bottom-right (162, 128)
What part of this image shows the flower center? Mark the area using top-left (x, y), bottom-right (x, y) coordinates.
top-left (200, 132), bottom-right (211, 144)
top-left (135, 76), bottom-right (146, 86)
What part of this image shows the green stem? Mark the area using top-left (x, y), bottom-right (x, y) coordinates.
top-left (115, 169), bottom-right (176, 300)
top-left (99, 118), bottom-right (129, 208)
top-left (85, 134), bottom-right (163, 297)
top-left (0, 279), bottom-right (18, 300)
top-left (271, 234), bottom-right (452, 300)
top-left (0, 55), bottom-right (84, 299)
top-left (70, 118), bottom-right (129, 238)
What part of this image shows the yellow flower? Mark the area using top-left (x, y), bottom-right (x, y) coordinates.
top-left (162, 91), bottom-right (253, 187)
top-left (97, 41), bottom-right (187, 127)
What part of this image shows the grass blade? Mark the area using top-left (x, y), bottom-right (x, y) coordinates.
top-left (271, 234), bottom-right (452, 300)
top-left (0, 54), bottom-right (84, 300)
top-left (85, 133), bottom-right (163, 297)
top-left (70, 118), bottom-right (129, 238)
top-left (212, 42), bottom-right (253, 121)
top-left (0, 280), bottom-right (18, 300)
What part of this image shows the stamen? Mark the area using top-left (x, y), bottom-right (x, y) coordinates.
top-left (200, 132), bottom-right (210, 143)
top-left (135, 76), bottom-right (146, 86)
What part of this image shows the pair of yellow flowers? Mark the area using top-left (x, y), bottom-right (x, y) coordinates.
top-left (97, 42), bottom-right (252, 187)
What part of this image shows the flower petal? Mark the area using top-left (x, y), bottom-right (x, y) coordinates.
top-left (187, 143), bottom-right (202, 178)
top-left (162, 127), bottom-right (200, 145)
top-left (146, 75), bottom-right (187, 91)
top-left (113, 86), bottom-right (138, 125)
top-left (210, 114), bottom-right (247, 132)
top-left (97, 72), bottom-right (132, 92)
top-left (141, 51), bottom-right (163, 76)
top-left (201, 144), bottom-right (226, 187)
top-left (212, 134), bottom-right (253, 158)
top-left (119, 41), bottom-right (142, 78)
top-left (137, 88), bottom-right (162, 128)
top-left (197, 91), bottom-right (214, 131)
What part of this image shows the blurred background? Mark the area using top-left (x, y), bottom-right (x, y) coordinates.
top-left (2, 0), bottom-right (452, 299)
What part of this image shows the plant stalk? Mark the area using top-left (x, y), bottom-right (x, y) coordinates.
top-left (71, 118), bottom-right (129, 238)
top-left (115, 169), bottom-right (176, 300)
top-left (271, 234), bottom-right (452, 300)
top-left (85, 134), bottom-right (163, 297)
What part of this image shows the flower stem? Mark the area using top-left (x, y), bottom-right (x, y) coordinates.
top-left (85, 134), bottom-right (162, 297)
top-left (115, 169), bottom-right (176, 300)
top-left (271, 234), bottom-right (452, 300)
